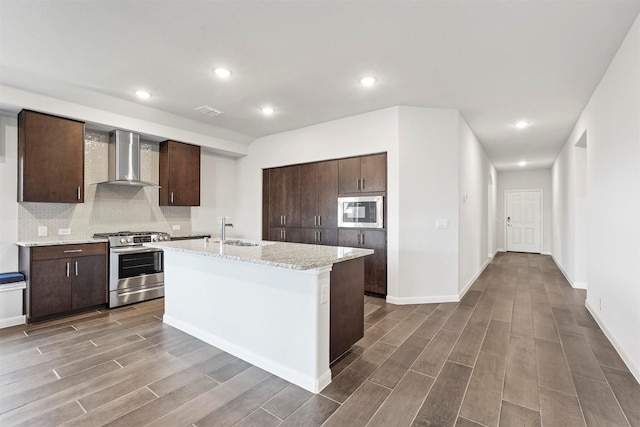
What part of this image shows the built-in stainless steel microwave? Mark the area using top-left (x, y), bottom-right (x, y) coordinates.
top-left (337, 196), bottom-right (384, 228)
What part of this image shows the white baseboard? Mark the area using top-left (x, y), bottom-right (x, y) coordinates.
top-left (572, 282), bottom-right (587, 290)
top-left (541, 251), bottom-right (552, 256)
top-left (386, 255), bottom-right (493, 306)
top-left (496, 248), bottom-right (506, 253)
top-left (458, 257), bottom-right (492, 300)
top-left (0, 315), bottom-right (26, 329)
top-left (585, 300), bottom-right (640, 383)
top-left (551, 254), bottom-right (577, 288)
top-left (386, 294), bottom-right (459, 305)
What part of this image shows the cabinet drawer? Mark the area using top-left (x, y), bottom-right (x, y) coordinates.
top-left (32, 243), bottom-right (107, 261)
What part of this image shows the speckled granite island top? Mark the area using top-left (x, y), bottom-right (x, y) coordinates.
top-left (16, 237), bottom-right (108, 247)
top-left (144, 239), bottom-right (373, 270)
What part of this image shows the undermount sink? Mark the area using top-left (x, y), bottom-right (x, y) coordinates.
top-left (223, 240), bottom-right (266, 247)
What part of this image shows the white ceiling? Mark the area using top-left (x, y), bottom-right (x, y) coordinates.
top-left (1, 1), bottom-right (638, 170)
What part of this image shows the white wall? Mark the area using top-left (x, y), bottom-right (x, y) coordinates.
top-left (497, 169), bottom-right (552, 254)
top-left (0, 115), bottom-right (19, 272)
top-left (552, 14), bottom-right (640, 380)
top-left (458, 116), bottom-right (497, 294)
top-left (395, 107), bottom-right (460, 302)
top-left (551, 140), bottom-right (576, 283)
top-left (191, 151), bottom-right (238, 238)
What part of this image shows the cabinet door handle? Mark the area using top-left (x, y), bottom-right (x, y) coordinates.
top-left (356, 178), bottom-right (360, 190)
top-left (283, 229), bottom-right (287, 240)
top-left (318, 215), bottom-right (321, 226)
top-left (77, 186), bottom-right (81, 200)
top-left (170, 192), bottom-right (174, 204)
top-left (314, 215), bottom-right (317, 226)
top-left (75, 261), bottom-right (78, 276)
top-left (318, 231), bottom-right (322, 242)
top-left (63, 249), bottom-right (83, 253)
top-left (362, 233), bottom-right (365, 245)
top-left (361, 178), bottom-right (365, 189)
top-left (66, 262), bottom-right (70, 277)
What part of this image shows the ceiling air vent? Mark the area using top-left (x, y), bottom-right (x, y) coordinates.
top-left (195, 105), bottom-right (224, 117)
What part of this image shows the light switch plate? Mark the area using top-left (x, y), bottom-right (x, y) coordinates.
top-left (38, 226), bottom-right (48, 237)
top-left (172, 225), bottom-right (181, 231)
top-left (58, 228), bottom-right (71, 235)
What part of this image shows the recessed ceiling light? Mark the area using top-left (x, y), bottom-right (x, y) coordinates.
top-left (360, 76), bottom-right (376, 87)
top-left (518, 161), bottom-right (527, 167)
top-left (214, 68), bottom-right (231, 78)
top-left (261, 106), bottom-right (275, 115)
top-left (135, 90), bottom-right (152, 99)
top-left (515, 120), bottom-right (529, 129)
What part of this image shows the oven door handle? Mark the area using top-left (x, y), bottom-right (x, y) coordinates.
top-left (111, 247), bottom-right (163, 254)
top-left (118, 285), bottom-right (164, 297)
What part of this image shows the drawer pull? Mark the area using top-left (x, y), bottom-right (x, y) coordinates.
top-left (66, 262), bottom-right (70, 277)
top-left (63, 249), bottom-right (83, 253)
top-left (75, 261), bottom-right (78, 276)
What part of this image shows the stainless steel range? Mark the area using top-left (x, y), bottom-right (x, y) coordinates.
top-left (93, 231), bottom-right (170, 308)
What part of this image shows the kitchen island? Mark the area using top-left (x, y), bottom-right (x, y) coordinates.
top-left (144, 238), bottom-right (373, 393)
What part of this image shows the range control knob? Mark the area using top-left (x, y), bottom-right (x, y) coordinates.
top-left (127, 237), bottom-right (133, 243)
top-left (120, 238), bottom-right (126, 244)
top-left (151, 236), bottom-right (157, 242)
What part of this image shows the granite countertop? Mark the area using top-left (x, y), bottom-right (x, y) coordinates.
top-left (170, 232), bottom-right (212, 240)
top-left (144, 239), bottom-right (374, 270)
top-left (16, 237), bottom-right (109, 247)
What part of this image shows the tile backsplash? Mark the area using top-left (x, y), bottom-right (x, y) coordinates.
top-left (18, 130), bottom-right (192, 241)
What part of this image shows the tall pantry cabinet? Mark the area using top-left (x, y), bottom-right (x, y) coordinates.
top-left (263, 153), bottom-right (387, 296)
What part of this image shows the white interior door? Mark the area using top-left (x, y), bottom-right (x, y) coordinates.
top-left (506, 191), bottom-right (541, 253)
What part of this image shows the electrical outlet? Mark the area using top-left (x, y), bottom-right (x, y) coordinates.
top-left (436, 219), bottom-right (449, 229)
top-left (58, 228), bottom-right (71, 236)
top-left (320, 285), bottom-right (329, 304)
top-left (38, 226), bottom-right (48, 237)
top-left (172, 225), bottom-right (181, 231)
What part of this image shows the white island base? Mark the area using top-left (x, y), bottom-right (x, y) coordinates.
top-left (162, 249), bottom-right (333, 393)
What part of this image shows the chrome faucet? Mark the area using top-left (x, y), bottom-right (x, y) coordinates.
top-left (220, 216), bottom-right (233, 242)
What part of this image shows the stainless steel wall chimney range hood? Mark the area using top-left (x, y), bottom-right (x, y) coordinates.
top-left (98, 129), bottom-right (158, 187)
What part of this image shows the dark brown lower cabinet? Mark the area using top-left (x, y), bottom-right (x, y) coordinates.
top-left (30, 258), bottom-right (71, 319)
top-left (330, 257), bottom-right (365, 362)
top-left (21, 243), bottom-right (108, 323)
top-left (338, 229), bottom-right (387, 296)
top-left (299, 228), bottom-right (338, 246)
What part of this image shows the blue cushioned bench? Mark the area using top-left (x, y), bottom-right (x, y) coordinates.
top-left (0, 272), bottom-right (25, 285)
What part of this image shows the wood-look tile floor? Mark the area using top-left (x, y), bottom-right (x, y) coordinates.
top-left (1, 252), bottom-right (639, 426)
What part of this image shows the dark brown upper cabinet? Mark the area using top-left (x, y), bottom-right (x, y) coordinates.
top-left (159, 140), bottom-right (201, 206)
top-left (268, 165), bottom-right (301, 228)
top-left (18, 110), bottom-right (85, 203)
top-left (300, 160), bottom-right (338, 229)
top-left (338, 152), bottom-right (386, 194)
